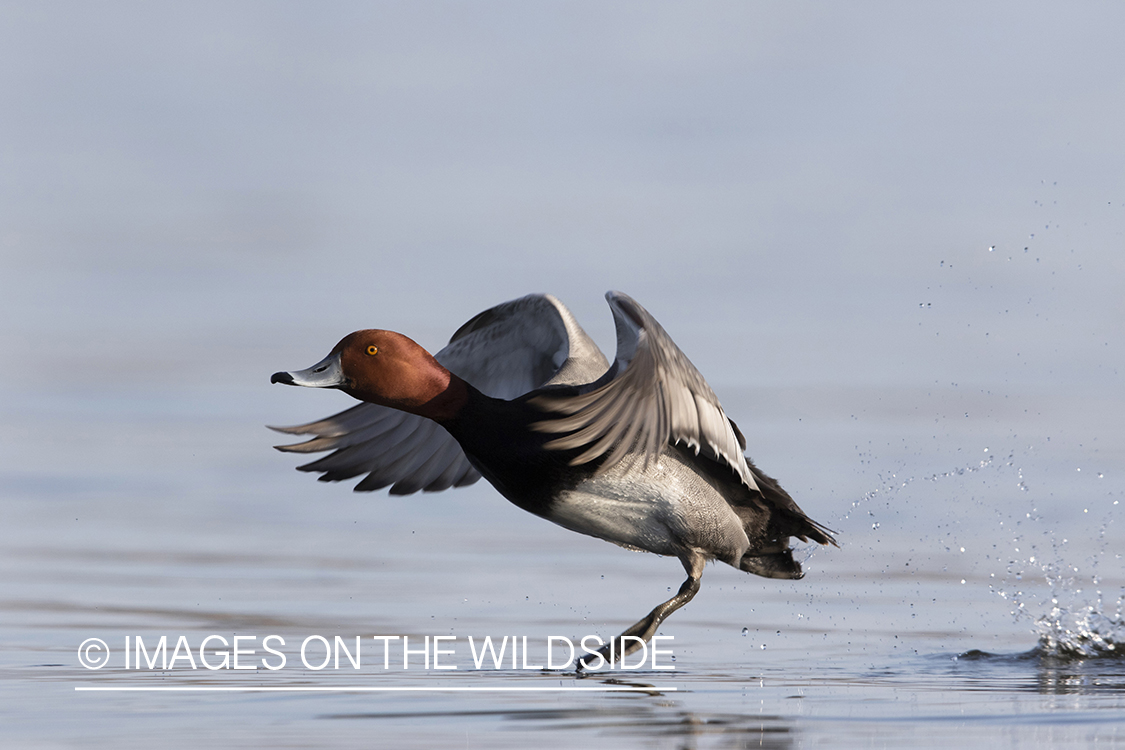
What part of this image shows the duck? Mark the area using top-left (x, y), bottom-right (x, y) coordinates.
top-left (270, 291), bottom-right (835, 667)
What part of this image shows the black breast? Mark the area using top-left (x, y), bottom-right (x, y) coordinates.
top-left (439, 386), bottom-right (596, 518)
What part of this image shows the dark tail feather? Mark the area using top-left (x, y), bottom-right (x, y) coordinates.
top-left (746, 456), bottom-right (838, 547)
top-left (739, 549), bottom-right (804, 580)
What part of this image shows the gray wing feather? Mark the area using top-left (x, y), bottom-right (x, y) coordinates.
top-left (271, 293), bottom-right (609, 494)
top-left (530, 291), bottom-right (760, 493)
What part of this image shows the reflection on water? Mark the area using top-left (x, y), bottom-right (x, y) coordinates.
top-left (952, 642), bottom-right (1125, 697)
top-left (1033, 657), bottom-right (1125, 697)
top-left (322, 706), bottom-right (795, 749)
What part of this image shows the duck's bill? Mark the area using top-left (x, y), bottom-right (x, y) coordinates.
top-left (271, 352), bottom-right (346, 388)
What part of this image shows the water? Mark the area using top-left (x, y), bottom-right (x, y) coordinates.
top-left (3, 380), bottom-right (1122, 748)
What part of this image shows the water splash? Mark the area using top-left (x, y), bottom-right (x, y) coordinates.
top-left (995, 489), bottom-right (1124, 660)
top-left (836, 439), bottom-right (1123, 663)
top-left (1035, 602), bottom-right (1125, 658)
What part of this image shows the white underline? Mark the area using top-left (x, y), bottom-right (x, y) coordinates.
top-left (75, 685), bottom-right (676, 693)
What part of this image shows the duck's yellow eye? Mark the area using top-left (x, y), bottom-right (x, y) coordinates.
top-left (366, 345), bottom-right (379, 356)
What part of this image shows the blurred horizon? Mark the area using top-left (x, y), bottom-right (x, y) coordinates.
top-left (3, 2), bottom-right (1123, 396)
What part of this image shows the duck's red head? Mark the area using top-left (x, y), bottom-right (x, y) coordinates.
top-left (271, 330), bottom-right (467, 422)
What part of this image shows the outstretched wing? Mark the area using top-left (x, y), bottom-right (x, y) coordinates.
top-left (269, 404), bottom-right (480, 495)
top-left (271, 294), bottom-right (609, 494)
top-left (530, 291), bottom-right (759, 493)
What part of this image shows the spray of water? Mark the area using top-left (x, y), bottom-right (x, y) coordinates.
top-left (986, 470), bottom-right (1123, 659)
top-left (1018, 520), bottom-right (1125, 659)
top-left (831, 441), bottom-right (1124, 659)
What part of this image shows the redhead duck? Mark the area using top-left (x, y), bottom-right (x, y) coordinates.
top-left (271, 292), bottom-right (834, 667)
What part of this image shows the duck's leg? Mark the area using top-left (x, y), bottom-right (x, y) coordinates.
top-left (579, 552), bottom-right (705, 670)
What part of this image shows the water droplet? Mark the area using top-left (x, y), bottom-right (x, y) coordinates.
top-left (742, 627), bottom-right (748, 636)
